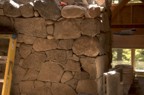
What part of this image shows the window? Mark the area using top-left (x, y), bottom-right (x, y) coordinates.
top-left (112, 48), bottom-right (131, 67)
top-left (112, 48), bottom-right (144, 72)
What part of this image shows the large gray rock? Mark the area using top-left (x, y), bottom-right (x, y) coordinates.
top-left (81, 19), bottom-right (100, 37)
top-left (14, 18), bottom-right (47, 38)
top-left (38, 62), bottom-right (64, 82)
top-left (76, 80), bottom-right (97, 95)
top-left (51, 83), bottom-right (77, 95)
top-left (34, 0), bottom-right (61, 20)
top-left (58, 39), bottom-right (74, 50)
top-left (54, 19), bottom-right (81, 39)
top-left (23, 69), bottom-right (39, 80)
top-left (61, 5), bottom-right (85, 18)
top-left (33, 38), bottom-right (58, 51)
top-left (20, 3), bottom-right (34, 17)
top-left (13, 66), bottom-right (26, 83)
top-left (64, 60), bottom-right (81, 72)
top-left (3, 1), bottom-right (21, 17)
top-left (46, 50), bottom-right (67, 65)
top-left (22, 52), bottom-right (46, 70)
top-left (61, 71), bottom-right (73, 83)
top-left (19, 44), bottom-right (32, 58)
top-left (72, 36), bottom-right (100, 57)
top-left (80, 57), bottom-right (96, 79)
top-left (19, 81), bottom-right (34, 94)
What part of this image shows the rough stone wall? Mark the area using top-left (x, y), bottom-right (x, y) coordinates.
top-left (0, 0), bottom-right (112, 95)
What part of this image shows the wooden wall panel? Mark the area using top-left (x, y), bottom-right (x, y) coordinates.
top-left (112, 35), bottom-right (144, 48)
top-left (133, 5), bottom-right (144, 23)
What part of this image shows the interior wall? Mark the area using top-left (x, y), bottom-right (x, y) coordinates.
top-left (0, 0), bottom-right (112, 95)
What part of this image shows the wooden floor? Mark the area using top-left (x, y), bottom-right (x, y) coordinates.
top-left (129, 77), bottom-right (144, 95)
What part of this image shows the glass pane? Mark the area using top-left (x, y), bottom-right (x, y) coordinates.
top-left (135, 49), bottom-right (144, 71)
top-left (112, 48), bottom-right (131, 67)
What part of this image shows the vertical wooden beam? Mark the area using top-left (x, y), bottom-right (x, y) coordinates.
top-left (112, 0), bottom-right (130, 20)
top-left (131, 49), bottom-right (135, 70)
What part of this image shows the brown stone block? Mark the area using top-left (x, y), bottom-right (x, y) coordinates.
top-left (46, 50), bottom-right (67, 65)
top-left (37, 62), bottom-right (64, 82)
top-left (19, 81), bottom-right (34, 94)
top-left (81, 19), bottom-right (100, 37)
top-left (20, 3), bottom-right (34, 17)
top-left (61, 5), bottom-right (85, 18)
top-left (3, 1), bottom-right (21, 17)
top-left (22, 52), bottom-right (46, 70)
top-left (72, 36), bottom-right (100, 57)
top-left (19, 44), bottom-right (32, 58)
top-left (51, 83), bottom-right (77, 95)
top-left (14, 18), bottom-right (47, 38)
top-left (76, 80), bottom-right (97, 95)
top-left (54, 19), bottom-right (81, 39)
top-left (64, 60), bottom-right (81, 72)
top-left (33, 38), bottom-right (58, 51)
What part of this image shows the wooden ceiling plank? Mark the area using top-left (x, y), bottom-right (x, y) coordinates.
top-left (112, 0), bottom-right (130, 20)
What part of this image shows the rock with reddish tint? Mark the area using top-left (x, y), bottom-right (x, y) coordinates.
top-left (61, 5), bottom-right (85, 18)
top-left (37, 62), bottom-right (64, 82)
top-left (34, 0), bottom-right (61, 20)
